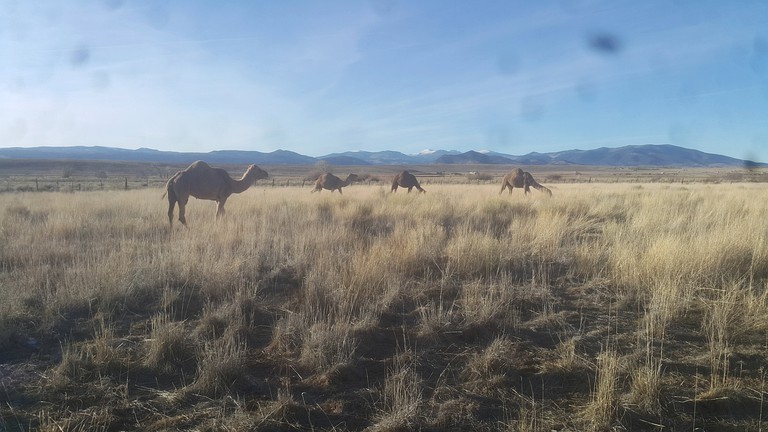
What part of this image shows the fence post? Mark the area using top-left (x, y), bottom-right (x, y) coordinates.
top-left (125, 177), bottom-right (128, 190)
top-left (35, 178), bottom-right (39, 192)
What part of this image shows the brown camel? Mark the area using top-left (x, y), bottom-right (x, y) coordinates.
top-left (391, 170), bottom-right (426, 193)
top-left (499, 168), bottom-right (552, 196)
top-left (164, 160), bottom-right (268, 228)
top-left (312, 173), bottom-right (359, 194)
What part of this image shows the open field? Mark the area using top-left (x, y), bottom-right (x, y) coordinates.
top-left (2, 180), bottom-right (768, 431)
top-left (2, 158), bottom-right (768, 193)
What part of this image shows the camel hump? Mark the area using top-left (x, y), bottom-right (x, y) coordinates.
top-left (188, 160), bottom-right (211, 171)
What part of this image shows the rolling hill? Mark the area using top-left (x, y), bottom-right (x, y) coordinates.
top-left (0, 144), bottom-right (762, 167)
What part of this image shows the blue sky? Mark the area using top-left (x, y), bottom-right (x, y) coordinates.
top-left (1, 0), bottom-right (766, 161)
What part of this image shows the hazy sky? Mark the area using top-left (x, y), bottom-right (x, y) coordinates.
top-left (1, 0), bottom-right (767, 160)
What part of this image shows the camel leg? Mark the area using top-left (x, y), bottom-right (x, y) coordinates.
top-left (165, 182), bottom-right (178, 229)
top-left (177, 202), bottom-right (188, 226)
top-left (175, 193), bottom-right (189, 227)
top-left (167, 197), bottom-right (176, 229)
top-left (216, 198), bottom-right (227, 219)
top-left (391, 184), bottom-right (398, 193)
top-left (407, 187), bottom-right (413, 193)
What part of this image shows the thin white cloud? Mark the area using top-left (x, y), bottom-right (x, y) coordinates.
top-left (1, 0), bottom-right (766, 161)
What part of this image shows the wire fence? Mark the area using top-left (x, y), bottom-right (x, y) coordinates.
top-left (2, 170), bottom-right (767, 194)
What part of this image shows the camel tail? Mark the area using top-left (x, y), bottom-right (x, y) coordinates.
top-left (162, 177), bottom-right (174, 199)
top-left (162, 171), bottom-right (182, 199)
top-left (165, 180), bottom-right (176, 200)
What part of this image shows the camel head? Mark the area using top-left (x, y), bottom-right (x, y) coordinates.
top-left (245, 164), bottom-right (269, 184)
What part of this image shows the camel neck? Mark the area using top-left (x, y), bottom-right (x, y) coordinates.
top-left (230, 172), bottom-right (253, 194)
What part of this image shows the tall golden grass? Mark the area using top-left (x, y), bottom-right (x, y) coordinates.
top-left (2, 182), bottom-right (768, 430)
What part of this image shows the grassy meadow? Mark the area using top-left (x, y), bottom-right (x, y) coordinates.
top-left (2, 180), bottom-right (768, 430)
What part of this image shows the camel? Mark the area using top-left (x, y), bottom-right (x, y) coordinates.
top-left (391, 170), bottom-right (426, 193)
top-left (164, 160), bottom-right (268, 228)
top-left (311, 173), bottom-right (359, 194)
top-left (499, 168), bottom-right (552, 196)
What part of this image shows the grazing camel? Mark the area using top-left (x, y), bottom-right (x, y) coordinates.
top-left (391, 170), bottom-right (426, 193)
top-left (312, 173), bottom-right (359, 194)
top-left (164, 160), bottom-right (268, 228)
top-left (499, 168), bottom-right (552, 196)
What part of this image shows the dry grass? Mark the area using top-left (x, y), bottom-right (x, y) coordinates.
top-left (2, 182), bottom-right (768, 430)
top-left (371, 353), bottom-right (423, 431)
top-left (583, 350), bottom-right (621, 431)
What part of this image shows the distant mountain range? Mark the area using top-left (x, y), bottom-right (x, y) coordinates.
top-left (0, 144), bottom-right (762, 167)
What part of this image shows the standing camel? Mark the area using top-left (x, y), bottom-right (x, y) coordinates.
top-left (164, 160), bottom-right (268, 228)
top-left (391, 170), bottom-right (426, 193)
top-left (499, 168), bottom-right (552, 196)
top-left (312, 173), bottom-right (359, 194)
